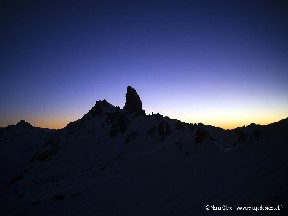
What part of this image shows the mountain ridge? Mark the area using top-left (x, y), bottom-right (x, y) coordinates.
top-left (0, 86), bottom-right (288, 216)
top-left (3, 85), bottom-right (286, 131)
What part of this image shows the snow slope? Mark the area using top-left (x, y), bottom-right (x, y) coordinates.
top-left (0, 100), bottom-right (287, 216)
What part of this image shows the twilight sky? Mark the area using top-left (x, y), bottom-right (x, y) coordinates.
top-left (1, 0), bottom-right (288, 129)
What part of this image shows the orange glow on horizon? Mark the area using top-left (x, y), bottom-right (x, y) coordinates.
top-left (1, 112), bottom-right (287, 130)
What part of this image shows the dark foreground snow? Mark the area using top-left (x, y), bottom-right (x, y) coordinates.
top-left (1, 103), bottom-right (287, 216)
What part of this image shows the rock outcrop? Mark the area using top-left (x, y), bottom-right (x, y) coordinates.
top-left (88, 99), bottom-right (115, 116)
top-left (124, 86), bottom-right (145, 115)
top-left (16, 120), bottom-right (33, 128)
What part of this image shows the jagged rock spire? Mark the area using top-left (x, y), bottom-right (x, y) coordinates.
top-left (124, 86), bottom-right (145, 115)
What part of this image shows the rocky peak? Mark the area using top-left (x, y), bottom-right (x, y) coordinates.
top-left (88, 99), bottom-right (115, 116)
top-left (16, 120), bottom-right (33, 128)
top-left (124, 86), bottom-right (145, 115)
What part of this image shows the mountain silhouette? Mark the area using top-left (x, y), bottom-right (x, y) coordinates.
top-left (0, 86), bottom-right (287, 216)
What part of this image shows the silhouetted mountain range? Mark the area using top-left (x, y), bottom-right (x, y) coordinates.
top-left (1, 86), bottom-right (287, 216)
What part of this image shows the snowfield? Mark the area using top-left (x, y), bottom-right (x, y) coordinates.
top-left (1, 99), bottom-right (287, 216)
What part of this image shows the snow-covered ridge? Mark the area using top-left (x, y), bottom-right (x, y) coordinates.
top-left (0, 86), bottom-right (287, 216)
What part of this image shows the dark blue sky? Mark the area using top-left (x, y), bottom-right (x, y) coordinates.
top-left (1, 0), bottom-right (288, 128)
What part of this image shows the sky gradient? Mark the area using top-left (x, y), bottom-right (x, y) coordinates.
top-left (1, 0), bottom-right (288, 129)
